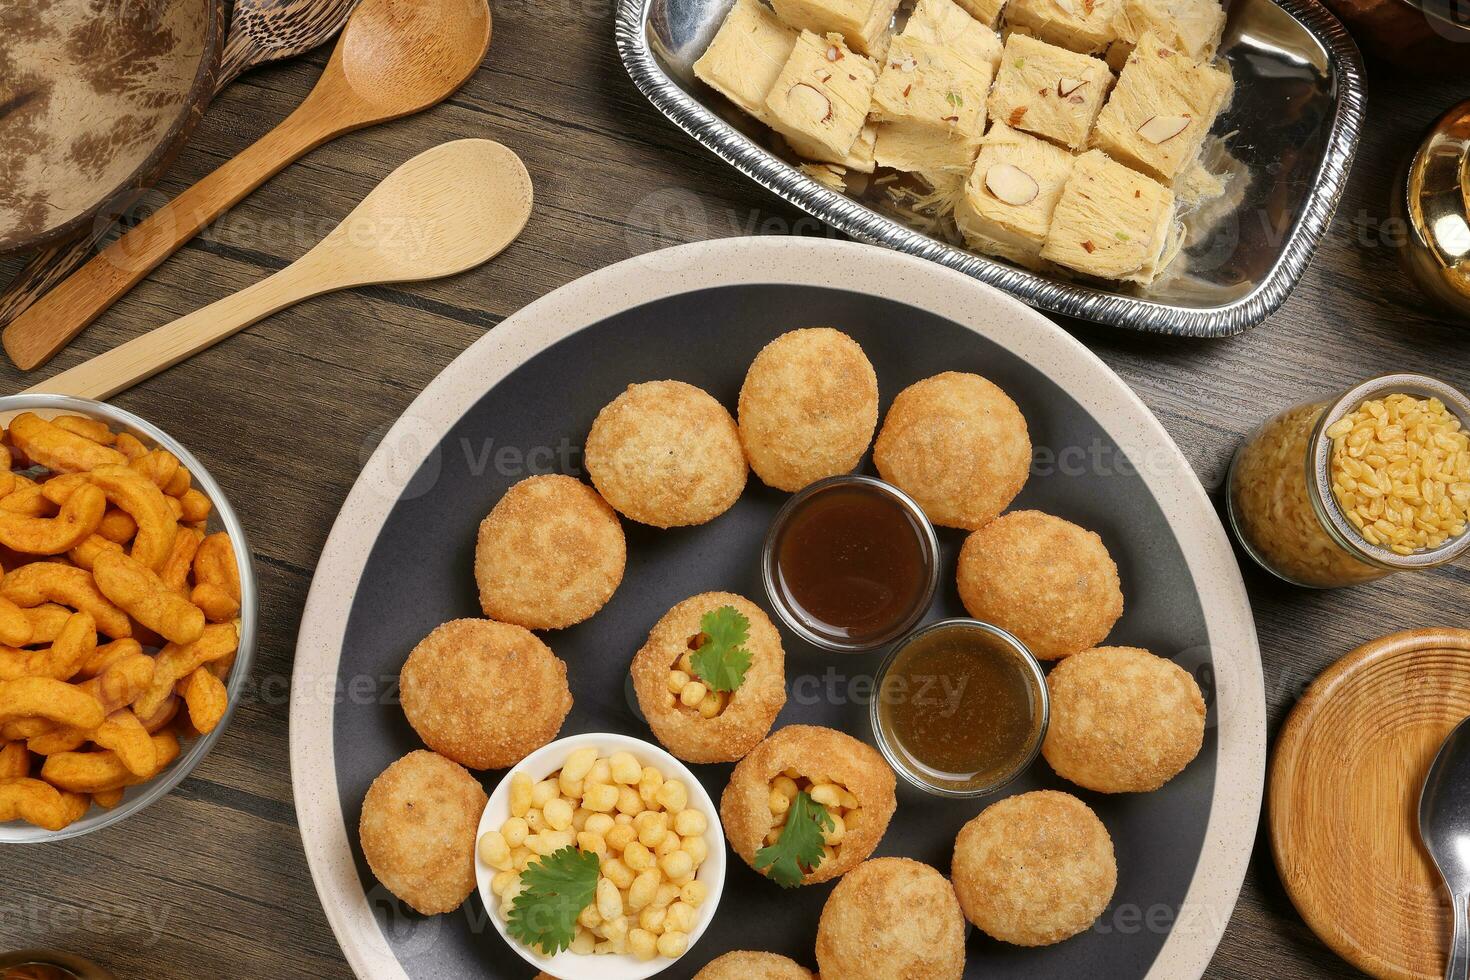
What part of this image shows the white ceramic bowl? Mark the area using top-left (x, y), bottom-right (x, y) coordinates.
top-left (476, 732), bottom-right (726, 979)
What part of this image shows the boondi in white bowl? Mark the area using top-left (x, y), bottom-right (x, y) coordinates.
top-left (476, 732), bottom-right (725, 979)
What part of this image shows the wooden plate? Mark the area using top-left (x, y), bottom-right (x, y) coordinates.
top-left (1270, 628), bottom-right (1470, 980)
top-left (0, 0), bottom-right (224, 255)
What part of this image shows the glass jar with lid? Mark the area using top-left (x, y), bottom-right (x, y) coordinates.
top-left (1226, 373), bottom-right (1470, 588)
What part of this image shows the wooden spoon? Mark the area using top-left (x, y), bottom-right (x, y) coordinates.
top-left (0, 0), bottom-right (359, 336)
top-left (3, 0), bottom-right (491, 372)
top-left (25, 140), bottom-right (532, 401)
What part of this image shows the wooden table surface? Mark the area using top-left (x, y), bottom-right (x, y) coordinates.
top-left (0, 3), bottom-right (1464, 976)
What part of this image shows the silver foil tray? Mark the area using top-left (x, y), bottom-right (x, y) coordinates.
top-left (616, 0), bottom-right (1367, 337)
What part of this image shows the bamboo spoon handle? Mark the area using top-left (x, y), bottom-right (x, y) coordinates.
top-left (24, 259), bottom-right (332, 401)
top-left (1, 94), bottom-right (350, 373)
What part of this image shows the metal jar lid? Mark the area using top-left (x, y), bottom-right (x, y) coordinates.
top-left (1307, 373), bottom-right (1470, 571)
top-left (1399, 100), bottom-right (1470, 319)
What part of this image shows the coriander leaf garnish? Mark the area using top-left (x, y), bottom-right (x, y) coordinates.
top-left (754, 791), bottom-right (833, 887)
top-left (506, 845), bottom-right (599, 955)
top-left (690, 605), bottom-right (752, 693)
top-left (946, 90), bottom-right (963, 108)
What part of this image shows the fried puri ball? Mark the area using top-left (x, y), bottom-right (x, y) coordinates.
top-left (721, 725), bottom-right (897, 886)
top-left (631, 592), bottom-right (786, 764)
top-left (956, 510), bottom-right (1124, 660)
top-left (738, 328), bottom-right (879, 492)
top-left (695, 951), bottom-right (815, 980)
top-left (399, 619), bottom-right (572, 770)
top-left (358, 750), bottom-right (487, 915)
top-left (474, 474), bottom-right (625, 630)
top-left (815, 857), bottom-right (966, 980)
top-left (585, 380), bottom-right (747, 528)
top-left (873, 371), bottom-right (1031, 530)
top-left (952, 790), bottom-right (1116, 946)
top-left (1043, 645), bottom-right (1206, 793)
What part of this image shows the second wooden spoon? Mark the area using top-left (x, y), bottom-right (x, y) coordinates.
top-left (26, 140), bottom-right (533, 401)
top-left (3, 0), bottom-right (491, 372)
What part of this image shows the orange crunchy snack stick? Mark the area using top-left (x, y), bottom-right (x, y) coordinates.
top-left (134, 623), bottom-right (238, 720)
top-left (0, 612), bottom-right (97, 682)
top-left (8, 414), bottom-right (128, 473)
top-left (0, 484), bottom-right (104, 555)
top-left (86, 466), bottom-right (178, 571)
top-left (0, 677), bottom-right (106, 729)
top-left (41, 732), bottom-right (180, 793)
top-left (93, 710), bottom-right (156, 777)
top-left (0, 596), bottom-right (31, 647)
top-left (0, 777), bottom-right (89, 831)
top-left (179, 667), bottom-right (228, 734)
top-left (0, 563), bottom-right (132, 639)
top-left (50, 416), bottom-right (116, 445)
top-left (92, 550), bottom-right (204, 646)
top-left (0, 740), bottom-right (29, 778)
top-left (92, 787), bottom-right (124, 809)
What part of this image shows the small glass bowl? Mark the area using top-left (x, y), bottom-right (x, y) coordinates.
top-left (761, 475), bottom-right (939, 653)
top-left (870, 618), bottom-right (1049, 799)
top-left (0, 394), bottom-right (257, 844)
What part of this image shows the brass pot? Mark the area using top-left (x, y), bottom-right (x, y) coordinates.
top-left (1396, 100), bottom-right (1470, 321)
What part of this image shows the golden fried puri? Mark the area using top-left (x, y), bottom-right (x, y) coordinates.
top-left (1043, 645), bottom-right (1206, 793)
top-left (631, 592), bottom-right (786, 763)
top-left (399, 619), bottom-right (572, 770)
top-left (721, 724), bottom-right (897, 885)
top-left (694, 951), bottom-right (815, 980)
top-left (956, 510), bottom-right (1124, 660)
top-left (738, 328), bottom-right (879, 492)
top-left (952, 790), bottom-right (1116, 946)
top-left (358, 750), bottom-right (487, 915)
top-left (815, 857), bottom-right (966, 980)
top-left (474, 474), bottom-right (625, 630)
top-left (873, 371), bottom-right (1031, 530)
top-left (585, 381), bottom-right (747, 528)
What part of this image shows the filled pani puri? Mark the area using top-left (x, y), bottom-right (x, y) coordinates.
top-left (720, 724), bottom-right (896, 887)
top-left (630, 592), bottom-right (786, 764)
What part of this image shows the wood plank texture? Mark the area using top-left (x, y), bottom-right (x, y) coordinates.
top-left (0, 2), bottom-right (1464, 975)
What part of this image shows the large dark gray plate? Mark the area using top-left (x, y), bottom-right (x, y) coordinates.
top-left (291, 238), bottom-right (1264, 979)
